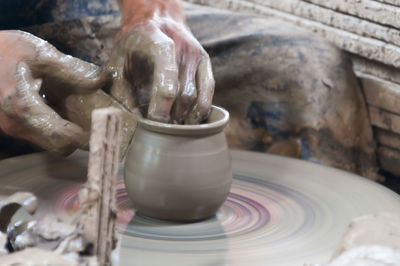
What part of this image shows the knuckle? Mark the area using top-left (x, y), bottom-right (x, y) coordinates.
top-left (159, 87), bottom-right (178, 100)
top-left (198, 102), bottom-right (210, 115)
top-left (1, 92), bottom-right (17, 116)
top-left (165, 38), bottom-right (175, 48)
top-left (181, 93), bottom-right (196, 106)
top-left (154, 38), bottom-right (174, 51)
top-left (208, 76), bottom-right (216, 89)
top-left (181, 84), bottom-right (197, 105)
top-left (199, 77), bottom-right (215, 95)
top-left (197, 98), bottom-right (212, 116)
top-left (186, 43), bottom-right (203, 57)
top-left (210, 81), bottom-right (215, 94)
top-left (200, 52), bottom-right (210, 62)
top-left (157, 45), bottom-right (175, 59)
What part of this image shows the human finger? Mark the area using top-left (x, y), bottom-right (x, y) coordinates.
top-left (171, 54), bottom-right (199, 124)
top-left (7, 30), bottom-right (109, 95)
top-left (28, 47), bottom-right (109, 95)
top-left (107, 31), bottom-right (152, 113)
top-left (185, 56), bottom-right (215, 124)
top-left (146, 36), bottom-right (179, 123)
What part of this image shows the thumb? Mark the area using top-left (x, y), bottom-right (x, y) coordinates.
top-left (27, 42), bottom-right (109, 95)
top-left (2, 61), bottom-right (90, 155)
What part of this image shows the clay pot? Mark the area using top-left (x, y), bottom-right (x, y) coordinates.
top-left (124, 106), bottom-right (232, 222)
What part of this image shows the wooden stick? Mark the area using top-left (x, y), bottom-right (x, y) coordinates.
top-left (78, 107), bottom-right (122, 266)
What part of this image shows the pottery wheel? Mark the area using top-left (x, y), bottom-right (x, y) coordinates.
top-left (0, 150), bottom-right (399, 266)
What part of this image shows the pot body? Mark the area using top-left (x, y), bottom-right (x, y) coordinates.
top-left (124, 108), bottom-right (232, 222)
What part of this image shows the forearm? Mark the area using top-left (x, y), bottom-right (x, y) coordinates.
top-left (117, 0), bottom-right (184, 37)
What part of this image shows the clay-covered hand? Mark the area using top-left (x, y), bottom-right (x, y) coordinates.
top-left (0, 31), bottom-right (108, 155)
top-left (107, 0), bottom-right (215, 124)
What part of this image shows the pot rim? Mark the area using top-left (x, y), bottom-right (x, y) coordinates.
top-left (138, 105), bottom-right (229, 135)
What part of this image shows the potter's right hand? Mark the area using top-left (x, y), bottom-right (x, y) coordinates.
top-left (107, 0), bottom-right (215, 124)
top-left (0, 30), bottom-right (108, 155)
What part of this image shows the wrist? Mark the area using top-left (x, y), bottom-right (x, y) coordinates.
top-left (118, 0), bottom-right (184, 39)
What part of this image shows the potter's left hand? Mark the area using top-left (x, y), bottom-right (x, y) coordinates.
top-left (0, 30), bottom-right (109, 155)
top-left (107, 0), bottom-right (214, 124)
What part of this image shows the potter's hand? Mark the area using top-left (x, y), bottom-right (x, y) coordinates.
top-left (108, 0), bottom-right (215, 124)
top-left (0, 31), bottom-right (108, 155)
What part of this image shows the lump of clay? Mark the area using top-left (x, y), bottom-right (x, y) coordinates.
top-left (0, 231), bottom-right (8, 255)
top-left (0, 247), bottom-right (81, 266)
top-left (35, 214), bottom-right (75, 241)
top-left (0, 192), bottom-right (37, 232)
top-left (60, 89), bottom-right (137, 159)
top-left (326, 212), bottom-right (400, 266)
top-left (332, 212), bottom-right (400, 254)
top-left (327, 246), bottom-right (400, 266)
top-left (8, 220), bottom-right (37, 251)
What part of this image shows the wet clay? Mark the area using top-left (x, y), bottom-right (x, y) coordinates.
top-left (0, 108), bottom-right (121, 265)
top-left (0, 30), bottom-right (108, 155)
top-left (326, 213), bottom-right (400, 265)
top-left (107, 21), bottom-right (214, 124)
top-left (0, 192), bottom-right (37, 232)
top-left (111, 0), bottom-right (214, 124)
top-left (0, 248), bottom-right (81, 266)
